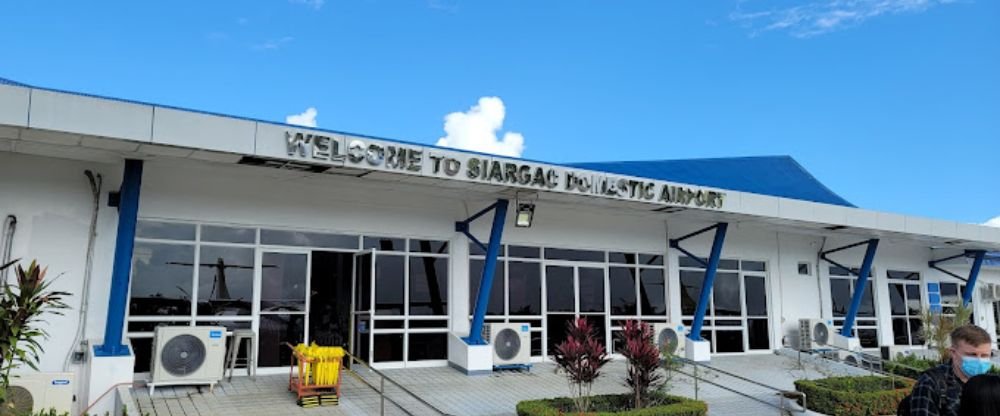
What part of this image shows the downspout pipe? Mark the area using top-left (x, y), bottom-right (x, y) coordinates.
top-left (63, 170), bottom-right (102, 370)
top-left (1, 215), bottom-right (15, 286)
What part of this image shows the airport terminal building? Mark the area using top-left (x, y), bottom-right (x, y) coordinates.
top-left (2, 77), bottom-right (1000, 411)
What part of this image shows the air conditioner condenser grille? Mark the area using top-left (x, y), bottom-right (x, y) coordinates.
top-left (493, 328), bottom-right (522, 361)
top-left (161, 334), bottom-right (208, 377)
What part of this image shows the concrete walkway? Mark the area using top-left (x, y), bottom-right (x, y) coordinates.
top-left (129, 352), bottom-right (871, 416)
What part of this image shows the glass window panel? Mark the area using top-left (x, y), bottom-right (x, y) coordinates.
top-left (469, 259), bottom-right (505, 315)
top-left (546, 315), bottom-right (575, 356)
top-left (130, 242), bottom-right (194, 316)
top-left (409, 256), bottom-right (449, 315)
top-left (680, 270), bottom-right (704, 316)
top-left (640, 268), bottom-right (666, 315)
top-left (374, 255), bottom-right (405, 315)
top-left (374, 320), bottom-right (405, 329)
top-left (373, 334), bottom-right (404, 362)
top-left (546, 266), bottom-right (575, 312)
top-left (354, 316), bottom-right (370, 363)
top-left (712, 272), bottom-right (741, 316)
top-left (409, 320), bottom-right (448, 329)
top-left (469, 243), bottom-right (505, 257)
top-left (355, 254), bottom-right (372, 311)
top-left (127, 320), bottom-right (190, 333)
top-left (748, 319), bottom-right (769, 350)
top-left (888, 270), bottom-right (920, 281)
top-left (715, 330), bottom-right (744, 353)
top-left (508, 245), bottom-right (540, 259)
top-left (136, 221), bottom-right (196, 241)
top-left (719, 259), bottom-right (739, 271)
top-left (909, 319), bottom-right (925, 345)
top-left (744, 275), bottom-right (768, 317)
top-left (261, 229), bottom-right (358, 249)
top-left (679, 256), bottom-right (707, 268)
top-left (197, 320), bottom-right (252, 333)
top-left (798, 263), bottom-right (811, 275)
top-left (639, 254), bottom-right (664, 266)
top-left (258, 314), bottom-right (304, 367)
top-left (741, 260), bottom-right (766, 272)
top-left (906, 285), bottom-right (923, 316)
top-left (858, 281), bottom-right (876, 317)
top-left (940, 283), bottom-right (961, 304)
top-left (364, 236), bottom-right (405, 251)
top-left (583, 315), bottom-right (607, 350)
top-left (544, 248), bottom-right (605, 262)
top-left (892, 318), bottom-right (910, 345)
top-left (200, 225), bottom-right (255, 244)
top-left (408, 333), bottom-right (447, 361)
top-left (830, 279), bottom-right (852, 317)
top-left (829, 266), bottom-right (852, 277)
top-left (260, 253), bottom-right (308, 312)
top-left (509, 261), bottom-right (541, 315)
top-left (889, 284), bottom-right (907, 315)
top-left (130, 337), bottom-right (154, 373)
top-left (197, 246), bottom-right (255, 316)
top-left (858, 328), bottom-right (879, 349)
top-left (714, 319), bottom-right (742, 327)
top-left (409, 239), bottom-right (449, 254)
top-left (531, 332), bottom-right (543, 357)
top-left (609, 267), bottom-right (637, 316)
top-left (609, 252), bottom-right (637, 264)
top-left (579, 268), bottom-right (605, 313)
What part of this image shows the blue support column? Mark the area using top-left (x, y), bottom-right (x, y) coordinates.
top-left (840, 239), bottom-right (879, 337)
top-left (962, 250), bottom-right (987, 306)
top-left (94, 159), bottom-right (143, 356)
top-left (683, 223), bottom-right (728, 341)
top-left (461, 199), bottom-right (509, 345)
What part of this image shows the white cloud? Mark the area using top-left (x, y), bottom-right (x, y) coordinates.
top-left (286, 107), bottom-right (318, 127)
top-left (730, 0), bottom-right (958, 38)
top-left (435, 97), bottom-right (525, 158)
top-left (289, 0), bottom-right (324, 10)
top-left (253, 36), bottom-right (294, 50)
top-left (985, 216), bottom-right (1000, 228)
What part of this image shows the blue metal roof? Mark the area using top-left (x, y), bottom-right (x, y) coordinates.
top-left (569, 156), bottom-right (856, 207)
top-left (0, 77), bottom-right (30, 87)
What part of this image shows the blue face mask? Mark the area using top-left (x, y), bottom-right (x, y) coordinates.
top-left (960, 356), bottom-right (993, 378)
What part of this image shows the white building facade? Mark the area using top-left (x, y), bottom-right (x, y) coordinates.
top-left (2, 78), bottom-right (999, 412)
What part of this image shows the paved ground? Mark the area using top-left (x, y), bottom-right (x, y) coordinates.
top-left (129, 351), bottom-right (871, 416)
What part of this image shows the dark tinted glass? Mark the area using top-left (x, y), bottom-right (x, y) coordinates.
top-left (531, 332), bottom-right (543, 357)
top-left (198, 246), bottom-right (255, 316)
top-left (609, 252), bottom-right (636, 264)
top-left (892, 318), bottom-right (909, 345)
top-left (130, 242), bottom-right (194, 316)
top-left (798, 263), bottom-right (811, 275)
top-left (744, 275), bottom-right (767, 316)
top-left (469, 243), bottom-right (505, 256)
top-left (547, 314), bottom-right (574, 356)
top-left (546, 266), bottom-right (575, 312)
top-left (584, 315), bottom-right (607, 350)
top-left (909, 319), bottom-right (924, 345)
top-left (830, 279), bottom-right (851, 317)
top-left (373, 334), bottom-right (404, 362)
top-left (408, 333), bottom-right (447, 361)
top-left (680, 270), bottom-right (703, 316)
top-left (713, 272), bottom-right (741, 316)
top-left (136, 221), bottom-right (196, 241)
top-left (609, 267), bottom-right (637, 315)
top-left (578, 268), bottom-right (605, 313)
top-left (261, 229), bottom-right (358, 249)
top-left (374, 255), bottom-right (405, 315)
top-left (130, 337), bottom-right (153, 373)
top-left (858, 282), bottom-right (876, 317)
top-left (508, 245), bottom-right (540, 258)
top-left (741, 261), bottom-right (766, 272)
top-left (127, 320), bottom-right (190, 333)
top-left (355, 254), bottom-right (372, 311)
top-left (719, 259), bottom-right (739, 271)
top-left (639, 254), bottom-right (664, 266)
top-left (409, 257), bottom-right (448, 315)
top-left (260, 252), bottom-right (308, 312)
top-left (374, 320), bottom-right (404, 329)
top-left (679, 256), bottom-right (707, 268)
top-left (364, 236), bottom-right (405, 251)
top-left (509, 261), bottom-right (541, 315)
top-left (640, 268), bottom-right (666, 315)
top-left (858, 328), bottom-right (879, 349)
top-left (829, 266), bottom-right (852, 277)
top-left (544, 248), bottom-right (604, 262)
top-left (469, 259), bottom-right (505, 315)
top-left (906, 284), bottom-right (922, 315)
top-left (889, 284), bottom-right (906, 315)
top-left (748, 319), bottom-right (769, 350)
top-left (258, 314), bottom-right (304, 367)
top-left (201, 225), bottom-right (256, 244)
top-left (940, 283), bottom-right (960, 300)
top-left (715, 330), bottom-right (744, 353)
top-left (409, 239), bottom-right (449, 254)
top-left (409, 320), bottom-right (448, 329)
top-left (888, 270), bottom-right (920, 281)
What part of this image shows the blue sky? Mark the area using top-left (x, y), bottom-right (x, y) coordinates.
top-left (1, 1), bottom-right (997, 224)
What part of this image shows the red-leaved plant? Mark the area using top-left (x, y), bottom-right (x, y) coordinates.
top-left (553, 317), bottom-right (609, 414)
top-left (619, 320), bottom-right (664, 409)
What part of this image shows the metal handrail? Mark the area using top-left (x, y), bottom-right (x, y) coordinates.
top-left (670, 357), bottom-right (807, 415)
top-left (806, 344), bottom-right (921, 381)
top-left (341, 349), bottom-right (454, 416)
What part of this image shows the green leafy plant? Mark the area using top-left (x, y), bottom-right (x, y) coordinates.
top-left (918, 304), bottom-right (973, 362)
top-left (794, 376), bottom-right (913, 416)
top-left (516, 392), bottom-right (707, 416)
top-left (0, 260), bottom-right (70, 411)
top-left (552, 317), bottom-right (610, 414)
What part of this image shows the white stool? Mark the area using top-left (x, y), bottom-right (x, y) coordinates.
top-left (225, 329), bottom-right (256, 381)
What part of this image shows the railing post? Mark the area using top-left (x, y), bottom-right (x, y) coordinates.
top-left (380, 375), bottom-right (386, 416)
top-left (694, 364), bottom-right (699, 400)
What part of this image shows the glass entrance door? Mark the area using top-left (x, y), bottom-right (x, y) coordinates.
top-left (256, 250), bottom-right (310, 368)
top-left (545, 265), bottom-right (607, 356)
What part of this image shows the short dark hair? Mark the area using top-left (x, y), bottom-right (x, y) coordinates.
top-left (951, 325), bottom-right (992, 347)
top-left (959, 375), bottom-right (1000, 416)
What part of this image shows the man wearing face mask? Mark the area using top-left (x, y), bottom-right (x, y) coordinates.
top-left (907, 325), bottom-right (994, 416)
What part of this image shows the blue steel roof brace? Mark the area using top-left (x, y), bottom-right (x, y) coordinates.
top-left (819, 239), bottom-right (880, 338)
top-left (928, 250), bottom-right (987, 306)
top-left (669, 222), bottom-right (729, 341)
top-left (456, 199), bottom-right (509, 345)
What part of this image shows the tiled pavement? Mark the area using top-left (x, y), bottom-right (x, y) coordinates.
top-left (130, 351), bottom-right (872, 416)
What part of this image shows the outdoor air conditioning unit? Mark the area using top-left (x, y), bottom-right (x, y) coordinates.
top-left (798, 319), bottom-right (833, 351)
top-left (981, 284), bottom-right (1000, 301)
top-left (150, 326), bottom-right (227, 395)
top-left (4, 372), bottom-right (74, 415)
top-left (484, 323), bottom-right (532, 368)
top-left (653, 322), bottom-right (687, 357)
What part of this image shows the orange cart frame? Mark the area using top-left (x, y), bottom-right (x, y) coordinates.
top-left (285, 343), bottom-right (343, 400)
